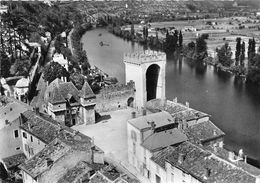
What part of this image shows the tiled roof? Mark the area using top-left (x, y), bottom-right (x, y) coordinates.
top-left (19, 109), bottom-right (94, 178)
top-left (184, 120), bottom-right (225, 144)
top-left (57, 161), bottom-right (93, 183)
top-left (151, 142), bottom-right (257, 183)
top-left (128, 111), bottom-right (173, 131)
top-left (79, 81), bottom-right (95, 99)
top-left (151, 146), bottom-right (176, 169)
top-left (101, 165), bottom-right (120, 181)
top-left (20, 110), bottom-right (61, 143)
top-left (48, 86), bottom-right (66, 104)
top-left (89, 171), bottom-right (110, 183)
top-left (19, 139), bottom-right (71, 178)
top-left (205, 145), bottom-right (260, 177)
top-left (141, 128), bottom-right (188, 152)
top-left (2, 153), bottom-right (27, 169)
top-left (146, 99), bottom-right (209, 121)
top-left (59, 82), bottom-right (80, 102)
top-left (0, 101), bottom-right (30, 129)
top-left (45, 79), bottom-right (80, 105)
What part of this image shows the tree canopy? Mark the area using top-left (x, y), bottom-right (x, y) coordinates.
top-left (43, 61), bottom-right (69, 83)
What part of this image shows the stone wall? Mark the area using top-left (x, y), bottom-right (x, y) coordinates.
top-left (95, 81), bottom-right (135, 113)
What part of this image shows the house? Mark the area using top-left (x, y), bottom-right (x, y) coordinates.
top-left (151, 141), bottom-right (260, 183)
top-left (43, 78), bottom-right (96, 126)
top-left (14, 77), bottom-right (29, 103)
top-left (127, 111), bottom-right (188, 182)
top-left (89, 164), bottom-right (140, 183)
top-left (145, 98), bottom-right (210, 127)
top-left (0, 96), bottom-right (31, 160)
top-left (52, 53), bottom-right (69, 73)
top-left (18, 110), bottom-right (104, 183)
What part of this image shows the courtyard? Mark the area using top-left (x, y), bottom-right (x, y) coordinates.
top-left (72, 108), bottom-right (150, 182)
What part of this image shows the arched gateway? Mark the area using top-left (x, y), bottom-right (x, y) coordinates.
top-left (124, 50), bottom-right (166, 108)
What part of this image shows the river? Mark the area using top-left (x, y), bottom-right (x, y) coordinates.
top-left (81, 28), bottom-right (260, 162)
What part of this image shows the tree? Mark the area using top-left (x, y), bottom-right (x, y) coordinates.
top-left (0, 51), bottom-right (11, 78)
top-left (235, 37), bottom-right (241, 66)
top-left (247, 53), bottom-right (260, 84)
top-left (217, 43), bottom-right (233, 67)
top-left (69, 72), bottom-right (84, 90)
top-left (43, 61), bottom-right (69, 83)
top-left (240, 41), bottom-right (245, 67)
top-left (179, 30), bottom-right (183, 47)
top-left (130, 23), bottom-right (135, 38)
top-left (10, 59), bottom-right (30, 76)
top-left (195, 36), bottom-right (207, 60)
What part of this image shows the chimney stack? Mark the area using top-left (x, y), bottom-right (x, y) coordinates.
top-left (142, 108), bottom-right (146, 116)
top-left (228, 151), bottom-right (235, 161)
top-left (131, 111), bottom-right (136, 119)
top-left (185, 101), bottom-right (189, 108)
top-left (173, 97), bottom-right (177, 103)
top-left (147, 121), bottom-right (156, 133)
top-left (34, 107), bottom-right (40, 115)
top-left (244, 155), bottom-right (247, 163)
top-left (178, 153), bottom-right (185, 164)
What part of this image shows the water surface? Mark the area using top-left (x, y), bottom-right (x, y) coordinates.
top-left (82, 28), bottom-right (260, 160)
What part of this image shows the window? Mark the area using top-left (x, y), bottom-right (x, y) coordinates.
top-left (24, 144), bottom-right (28, 152)
top-left (29, 148), bottom-right (34, 156)
top-left (31, 136), bottom-right (33, 142)
top-left (22, 132), bottom-right (27, 139)
top-left (16, 147), bottom-right (20, 151)
top-left (133, 142), bottom-right (136, 155)
top-left (156, 175), bottom-right (161, 183)
top-left (131, 130), bottom-right (137, 142)
top-left (14, 130), bottom-right (19, 138)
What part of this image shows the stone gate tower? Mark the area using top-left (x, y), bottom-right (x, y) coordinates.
top-left (124, 50), bottom-right (166, 109)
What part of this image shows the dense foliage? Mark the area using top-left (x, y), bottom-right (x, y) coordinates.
top-left (43, 61), bottom-right (69, 83)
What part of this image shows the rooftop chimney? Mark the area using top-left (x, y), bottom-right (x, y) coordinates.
top-left (228, 151), bottom-right (235, 161)
top-left (142, 108), bottom-right (146, 116)
top-left (213, 129), bottom-right (217, 136)
top-left (185, 101), bottom-right (189, 108)
top-left (34, 107), bottom-right (40, 115)
top-left (244, 155), bottom-right (247, 163)
top-left (46, 158), bottom-right (53, 167)
top-left (178, 153), bottom-right (185, 164)
top-left (147, 121), bottom-right (156, 132)
top-left (238, 149), bottom-right (244, 159)
top-left (131, 111), bottom-right (136, 119)
top-left (173, 97), bottom-right (177, 103)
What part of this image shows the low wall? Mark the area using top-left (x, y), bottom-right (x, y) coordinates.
top-left (95, 81), bottom-right (135, 113)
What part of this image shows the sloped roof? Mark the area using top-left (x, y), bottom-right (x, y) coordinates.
top-left (0, 101), bottom-right (30, 129)
top-left (57, 161), bottom-right (93, 183)
top-left (20, 110), bottom-right (61, 143)
top-left (48, 86), bottom-right (66, 104)
top-left (184, 120), bottom-right (225, 144)
top-left (151, 142), bottom-right (256, 183)
top-left (128, 111), bottom-right (174, 131)
top-left (79, 81), bottom-right (95, 99)
top-left (142, 128), bottom-right (187, 152)
top-left (19, 139), bottom-right (71, 179)
top-left (2, 153), bottom-right (27, 169)
top-left (15, 77), bottom-right (29, 88)
top-left (45, 78), bottom-right (81, 104)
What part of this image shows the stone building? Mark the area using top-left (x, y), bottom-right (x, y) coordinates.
top-left (14, 77), bottom-right (29, 103)
top-left (43, 78), bottom-right (96, 126)
top-left (0, 96), bottom-right (31, 160)
top-left (124, 50), bottom-right (166, 109)
top-left (18, 109), bottom-right (104, 183)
